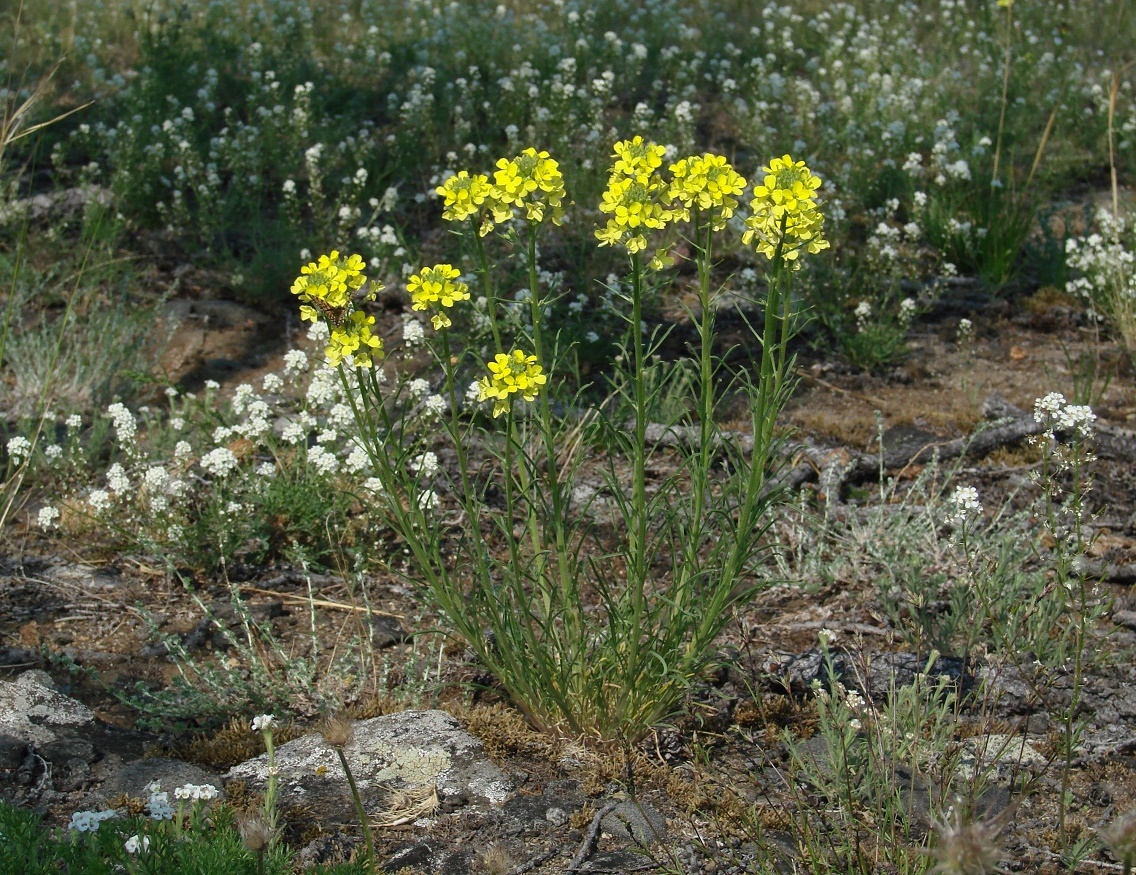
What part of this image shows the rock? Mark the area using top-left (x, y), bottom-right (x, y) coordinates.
top-left (0, 734), bottom-right (29, 770)
top-left (371, 614), bottom-right (410, 649)
top-left (0, 670), bottom-right (94, 748)
top-left (381, 840), bottom-right (437, 872)
top-left (600, 799), bottom-right (668, 845)
top-left (775, 649), bottom-right (968, 700)
top-left (581, 849), bottom-right (654, 873)
top-left (99, 758), bottom-right (223, 802)
top-left (225, 710), bottom-right (514, 815)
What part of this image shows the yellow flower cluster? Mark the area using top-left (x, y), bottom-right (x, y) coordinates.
top-left (325, 310), bottom-right (384, 367)
top-left (595, 136), bottom-right (674, 254)
top-left (741, 154), bottom-right (830, 267)
top-left (668, 153), bottom-right (747, 231)
top-left (406, 264), bottom-right (470, 330)
top-left (436, 171), bottom-right (493, 224)
top-left (476, 350), bottom-right (548, 418)
top-left (291, 251), bottom-right (384, 367)
top-left (436, 148), bottom-right (566, 235)
top-left (291, 250), bottom-right (367, 317)
top-left (489, 147), bottom-right (566, 226)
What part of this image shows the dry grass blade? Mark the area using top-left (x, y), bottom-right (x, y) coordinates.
top-left (371, 783), bottom-right (440, 828)
top-left (0, 59), bottom-right (93, 169)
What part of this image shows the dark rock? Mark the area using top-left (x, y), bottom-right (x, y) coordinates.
top-left (297, 833), bottom-right (359, 868)
top-left (381, 841), bottom-right (436, 872)
top-left (600, 799), bottom-right (668, 845)
top-left (581, 849), bottom-right (653, 873)
top-left (0, 734), bottom-right (28, 770)
top-left (99, 758), bottom-right (222, 801)
top-left (41, 738), bottom-right (95, 765)
top-left (776, 649), bottom-right (968, 700)
top-left (371, 614), bottom-right (410, 649)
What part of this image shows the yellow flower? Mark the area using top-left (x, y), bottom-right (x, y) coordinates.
top-left (996, 0), bottom-right (1014, 6)
top-left (291, 250), bottom-right (368, 312)
top-left (595, 138), bottom-right (675, 254)
top-left (476, 349), bottom-right (547, 418)
top-left (611, 136), bottom-right (667, 182)
top-left (668, 153), bottom-right (747, 230)
top-left (406, 264), bottom-right (470, 330)
top-left (741, 154), bottom-right (830, 267)
top-left (437, 170), bottom-right (494, 227)
top-left (325, 311), bottom-right (384, 368)
top-left (488, 147), bottom-right (566, 226)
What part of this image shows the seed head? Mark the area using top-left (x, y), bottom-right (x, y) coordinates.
top-left (930, 811), bottom-right (1006, 875)
top-left (239, 813), bottom-right (274, 853)
top-left (320, 713), bottom-right (355, 749)
top-left (1100, 810), bottom-right (1136, 871)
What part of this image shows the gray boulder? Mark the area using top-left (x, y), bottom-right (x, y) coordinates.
top-left (225, 710), bottom-right (513, 814)
top-left (0, 670), bottom-right (94, 748)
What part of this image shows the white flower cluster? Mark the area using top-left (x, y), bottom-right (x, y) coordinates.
top-left (174, 782), bottom-right (219, 801)
top-left (1065, 211), bottom-right (1136, 305)
top-left (283, 349), bottom-right (309, 378)
top-left (69, 808), bottom-right (119, 832)
top-left (38, 506), bottom-right (60, 530)
top-left (945, 485), bottom-right (982, 528)
top-left (1033, 392), bottom-right (1096, 438)
top-left (411, 451), bottom-right (439, 477)
top-left (200, 447), bottom-right (240, 478)
top-left (307, 444), bottom-right (340, 475)
top-left (6, 436), bottom-right (32, 463)
top-left (853, 300), bottom-right (872, 332)
top-left (146, 781), bottom-right (175, 820)
top-left (107, 462), bottom-right (130, 494)
top-left (252, 714), bottom-right (276, 732)
top-left (898, 297), bottom-right (917, 327)
top-left (106, 402), bottom-right (137, 447)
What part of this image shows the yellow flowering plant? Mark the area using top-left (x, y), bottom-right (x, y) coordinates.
top-left (298, 145), bottom-right (827, 743)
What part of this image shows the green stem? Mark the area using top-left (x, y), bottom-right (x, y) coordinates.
top-left (335, 748), bottom-right (375, 864)
top-left (472, 218), bottom-right (504, 355)
top-left (624, 250), bottom-right (650, 710)
top-left (525, 224), bottom-right (575, 648)
top-left (992, 2), bottom-right (1013, 185)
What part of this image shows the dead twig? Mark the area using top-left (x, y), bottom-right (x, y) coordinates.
top-left (237, 585), bottom-right (402, 618)
top-left (566, 801), bottom-right (620, 874)
top-left (505, 846), bottom-right (558, 875)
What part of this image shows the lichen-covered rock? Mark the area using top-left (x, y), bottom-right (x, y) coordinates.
top-left (0, 670), bottom-right (94, 748)
top-left (225, 710), bottom-right (513, 814)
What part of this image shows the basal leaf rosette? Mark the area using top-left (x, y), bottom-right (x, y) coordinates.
top-left (407, 264), bottom-right (470, 330)
top-left (668, 153), bottom-right (748, 231)
top-left (291, 251), bottom-right (384, 367)
top-left (476, 349), bottom-right (547, 418)
top-left (742, 154), bottom-right (830, 267)
top-left (488, 147), bottom-right (566, 227)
